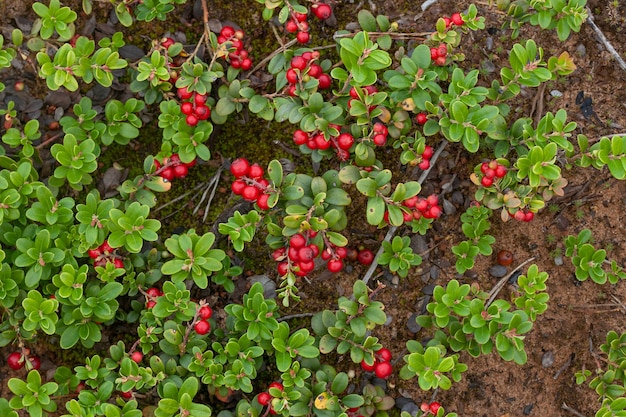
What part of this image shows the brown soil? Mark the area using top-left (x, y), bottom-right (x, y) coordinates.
top-left (1, 1), bottom-right (626, 417)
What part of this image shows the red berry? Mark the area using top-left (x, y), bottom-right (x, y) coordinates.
top-left (120, 391), bottom-right (133, 400)
top-left (327, 259), bottom-right (343, 273)
top-left (185, 114), bottom-right (199, 127)
top-left (230, 158), bottom-right (250, 178)
top-left (336, 148), bottom-right (350, 161)
top-left (241, 58), bottom-right (253, 71)
top-left (312, 3), bottom-right (332, 20)
top-left (194, 104), bottom-right (211, 120)
top-left (88, 248), bottom-right (101, 259)
top-left (256, 193), bottom-right (271, 210)
top-left (289, 234), bottom-right (306, 249)
top-left (361, 359), bottom-right (376, 372)
top-left (422, 145), bottom-right (434, 159)
top-left (242, 185), bottom-right (260, 201)
top-left (429, 402), bottom-right (442, 414)
top-left (298, 246), bottom-right (315, 261)
top-left (294, 12), bottom-right (308, 22)
top-left (248, 163), bottom-right (264, 179)
top-left (514, 210), bottom-right (526, 221)
top-left (335, 247), bottom-right (347, 259)
top-left (496, 250), bottom-right (514, 267)
top-left (314, 134), bottom-right (331, 150)
top-left (298, 260), bottom-right (315, 273)
top-left (434, 56), bottom-right (447, 66)
top-left (100, 241), bottom-right (114, 254)
top-left (376, 348), bottom-right (392, 362)
top-left (28, 355), bottom-right (41, 370)
top-left (277, 262), bottom-right (289, 276)
top-left (194, 319), bottom-right (211, 335)
top-left (484, 168), bottom-right (496, 179)
top-left (160, 168), bottom-right (174, 182)
top-left (481, 176), bottom-right (493, 187)
top-left (416, 113), bottom-right (428, 125)
top-left (7, 352), bottom-right (25, 370)
top-left (181, 102), bottom-right (194, 115)
top-left (177, 87), bottom-right (193, 100)
top-left (495, 164), bottom-right (507, 178)
top-left (524, 211), bottom-right (534, 222)
top-left (285, 20), bottom-right (298, 33)
top-left (296, 31), bottom-right (310, 44)
top-left (373, 122), bottom-right (388, 135)
top-left (146, 300), bottom-right (157, 309)
top-left (258, 392), bottom-right (271, 406)
top-left (430, 47), bottom-right (439, 60)
top-left (437, 45), bottom-right (448, 57)
top-left (230, 58), bottom-right (241, 69)
top-left (336, 133), bottom-right (354, 150)
top-left (272, 248), bottom-right (286, 261)
top-left (418, 159), bottom-right (430, 170)
top-left (220, 26), bottom-right (235, 39)
top-left (443, 17), bottom-right (452, 28)
top-left (231, 179), bottom-right (246, 195)
top-left (374, 361), bottom-right (393, 379)
top-left (199, 305), bottom-right (213, 319)
top-left (426, 194), bottom-right (439, 207)
top-left (113, 258), bottom-right (125, 269)
top-left (173, 164), bottom-right (189, 179)
top-left (426, 205), bottom-right (442, 219)
top-left (269, 381), bottom-right (284, 392)
top-left (317, 73), bottom-right (332, 89)
top-left (308, 64), bottom-right (322, 78)
top-left (480, 162), bottom-right (489, 174)
top-left (131, 351), bottom-right (143, 363)
top-left (451, 12), bottom-right (464, 26)
top-left (291, 56), bottom-right (307, 71)
top-left (357, 249), bottom-right (374, 265)
top-left (146, 287), bottom-right (162, 298)
top-left (372, 134), bottom-right (387, 147)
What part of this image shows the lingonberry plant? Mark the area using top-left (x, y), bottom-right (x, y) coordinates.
top-left (0, 0), bottom-right (623, 416)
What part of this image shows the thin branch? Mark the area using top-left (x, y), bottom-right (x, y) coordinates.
top-left (585, 7), bottom-right (626, 72)
top-left (362, 140), bottom-right (448, 286)
top-left (486, 257), bottom-right (536, 307)
top-left (562, 402), bottom-right (588, 417)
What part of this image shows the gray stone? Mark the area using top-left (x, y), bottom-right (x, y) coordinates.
top-left (248, 275), bottom-right (276, 299)
top-left (489, 265), bottom-right (508, 278)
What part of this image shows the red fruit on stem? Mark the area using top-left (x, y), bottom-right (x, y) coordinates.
top-left (437, 45), bottom-right (448, 57)
top-left (131, 351), bottom-right (143, 363)
top-left (160, 168), bottom-right (175, 182)
top-left (181, 102), bottom-right (194, 115)
top-left (314, 134), bottom-right (331, 150)
top-left (327, 259), bottom-right (344, 273)
top-left (296, 31), bottom-right (310, 44)
top-left (430, 47), bottom-right (439, 60)
top-left (335, 247), bottom-right (347, 259)
top-left (294, 12), bottom-right (308, 22)
top-left (194, 93), bottom-right (207, 105)
top-left (291, 56), bottom-right (307, 71)
top-left (317, 73), bottom-right (332, 89)
top-left (298, 246), bottom-right (315, 261)
top-left (113, 258), bottom-right (125, 269)
top-left (7, 352), bottom-right (25, 370)
top-left (293, 130), bottom-right (308, 145)
top-left (173, 164), bottom-right (189, 179)
top-left (146, 287), bottom-right (162, 298)
top-left (336, 133), bottom-right (354, 150)
top-left (285, 20), bottom-right (298, 33)
top-left (376, 348), bottom-right (392, 362)
top-left (422, 145), bottom-right (434, 159)
top-left (372, 134), bottom-right (387, 147)
top-left (120, 391), bottom-right (133, 399)
top-left (256, 193), bottom-right (271, 210)
top-left (199, 305), bottom-right (213, 319)
top-left (434, 56), bottom-right (447, 66)
top-left (258, 392), bottom-right (271, 406)
top-left (146, 300), bottom-right (157, 309)
top-left (312, 3), bottom-right (332, 20)
top-left (427, 205), bottom-right (442, 219)
top-left (230, 158), bottom-right (250, 178)
top-left (374, 361), bottom-right (393, 379)
top-left (514, 210), bottom-right (526, 221)
top-left (88, 248), bottom-right (101, 259)
top-left (416, 113), bottom-right (428, 125)
top-left (242, 185), bottom-right (260, 201)
top-left (220, 26), bottom-right (235, 38)
top-left (269, 381), bottom-right (284, 392)
top-left (496, 250), bottom-right (514, 266)
top-left (277, 262), bottom-right (289, 276)
top-left (177, 86), bottom-right (193, 100)
top-left (194, 319), bottom-right (211, 335)
top-left (357, 249), bottom-right (374, 265)
top-left (231, 179), bottom-right (246, 195)
top-left (360, 359), bottom-right (376, 372)
top-left (100, 241), bottom-right (114, 254)
top-left (185, 114), bottom-right (199, 127)
top-left (426, 194), bottom-right (439, 207)
top-left (289, 234), bottom-right (307, 249)
top-left (248, 163), bottom-right (265, 179)
top-left (194, 104), bottom-right (211, 120)
top-left (272, 248), bottom-right (286, 261)
top-left (298, 260), bottom-right (315, 273)
top-left (308, 64), bottom-right (322, 78)
top-left (524, 211), bottom-right (534, 222)
top-left (241, 58), bottom-right (253, 71)
top-left (451, 12), bottom-right (464, 26)
top-left (481, 176), bottom-right (493, 187)
top-left (429, 401), bottom-right (442, 414)
top-left (495, 165), bottom-right (507, 178)
top-left (418, 159), bottom-right (430, 170)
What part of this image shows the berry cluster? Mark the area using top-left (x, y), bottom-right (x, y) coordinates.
top-left (393, 193), bottom-right (442, 223)
top-left (154, 153), bottom-right (196, 182)
top-left (217, 25), bottom-right (252, 70)
top-left (230, 158), bottom-right (272, 210)
top-left (371, 122), bottom-right (389, 147)
top-left (257, 381), bottom-right (284, 413)
top-left (194, 305), bottom-right (213, 335)
top-left (420, 401), bottom-right (442, 415)
top-left (292, 127), bottom-right (353, 160)
top-left (443, 12), bottom-right (465, 29)
top-left (273, 232), bottom-right (320, 277)
top-left (177, 88), bottom-right (211, 127)
top-left (88, 240), bottom-right (124, 269)
top-left (512, 209), bottom-right (534, 222)
top-left (348, 85), bottom-right (379, 113)
top-left (478, 159), bottom-right (508, 187)
top-left (414, 144), bottom-right (434, 170)
top-left (145, 287), bottom-right (164, 309)
top-left (360, 347), bottom-right (393, 379)
top-left (429, 44), bottom-right (448, 66)
top-left (285, 51), bottom-right (332, 96)
top-left (7, 350), bottom-right (40, 371)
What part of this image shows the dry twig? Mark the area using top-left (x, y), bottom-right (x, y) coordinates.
top-left (585, 7), bottom-right (626, 72)
top-left (486, 257), bottom-right (536, 307)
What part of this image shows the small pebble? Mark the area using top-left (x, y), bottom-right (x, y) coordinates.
top-left (372, 378), bottom-right (387, 390)
top-left (422, 284), bottom-right (435, 295)
top-left (401, 401), bottom-right (420, 417)
top-left (442, 198), bottom-right (457, 215)
top-left (430, 265), bottom-right (440, 281)
top-left (464, 269), bottom-right (478, 280)
top-left (554, 256), bottom-right (564, 266)
top-left (550, 90), bottom-right (563, 97)
top-left (489, 265), bottom-right (508, 278)
top-left (542, 351), bottom-right (555, 368)
top-left (485, 36), bottom-right (493, 51)
top-left (451, 190), bottom-right (465, 205)
top-left (407, 312), bottom-right (422, 333)
top-left (576, 43), bottom-right (586, 57)
top-left (523, 403), bottom-right (534, 415)
top-left (248, 275), bottom-right (276, 299)
top-left (385, 315), bottom-right (393, 326)
top-left (481, 60), bottom-right (496, 74)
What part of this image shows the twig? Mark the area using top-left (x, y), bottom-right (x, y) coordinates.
top-left (200, 0), bottom-right (213, 55)
top-left (278, 312), bottom-right (317, 322)
top-left (486, 257), bottom-right (536, 307)
top-left (153, 181), bottom-right (207, 213)
top-left (610, 294), bottom-right (626, 315)
top-left (249, 38), bottom-right (298, 77)
top-left (585, 7), bottom-right (626, 72)
top-left (562, 402), bottom-right (588, 417)
top-left (192, 167), bottom-right (223, 222)
top-left (362, 140), bottom-right (448, 286)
